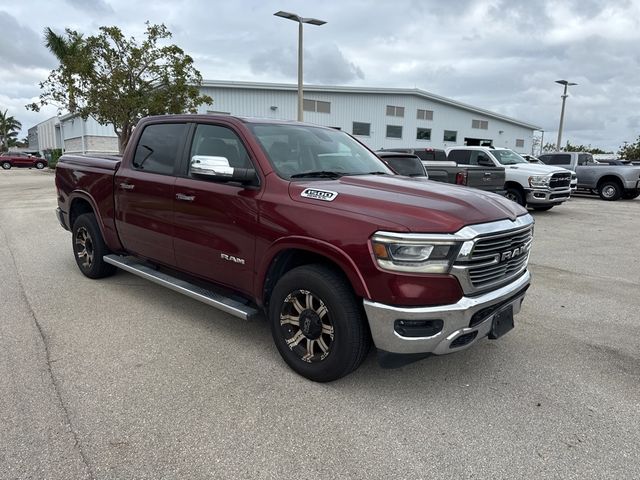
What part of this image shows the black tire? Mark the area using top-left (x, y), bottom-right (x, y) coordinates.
top-left (505, 187), bottom-right (525, 206)
top-left (35, 161), bottom-right (45, 169)
top-left (268, 264), bottom-right (371, 382)
top-left (598, 181), bottom-right (622, 201)
top-left (71, 213), bottom-right (117, 279)
top-left (622, 190), bottom-right (640, 200)
top-left (1, 161), bottom-right (11, 170)
top-left (532, 206), bottom-right (553, 211)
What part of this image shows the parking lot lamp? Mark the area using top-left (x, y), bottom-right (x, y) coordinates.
top-left (555, 80), bottom-right (578, 150)
top-left (274, 11), bottom-right (327, 121)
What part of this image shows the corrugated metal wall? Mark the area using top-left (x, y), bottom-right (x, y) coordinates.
top-left (198, 86), bottom-right (536, 153)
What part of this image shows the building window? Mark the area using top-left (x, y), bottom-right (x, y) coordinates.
top-left (303, 99), bottom-right (331, 113)
top-left (515, 139), bottom-right (525, 148)
top-left (386, 105), bottom-right (405, 117)
top-left (472, 119), bottom-right (489, 130)
top-left (417, 109), bottom-right (433, 120)
top-left (416, 128), bottom-right (431, 140)
top-left (386, 125), bottom-right (403, 138)
top-left (443, 130), bottom-right (457, 142)
top-left (352, 122), bottom-right (371, 136)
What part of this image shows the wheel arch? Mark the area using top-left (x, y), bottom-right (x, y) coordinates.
top-left (68, 192), bottom-right (109, 240)
top-left (596, 175), bottom-right (624, 189)
top-left (259, 239), bottom-right (371, 308)
top-left (504, 180), bottom-right (525, 193)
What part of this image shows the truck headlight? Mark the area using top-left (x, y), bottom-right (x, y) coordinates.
top-left (528, 175), bottom-right (551, 187)
top-left (371, 234), bottom-right (461, 273)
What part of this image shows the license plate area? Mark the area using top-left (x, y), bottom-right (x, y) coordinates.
top-left (488, 304), bottom-right (514, 339)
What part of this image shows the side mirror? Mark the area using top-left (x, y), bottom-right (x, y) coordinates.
top-left (190, 155), bottom-right (257, 184)
top-left (477, 157), bottom-right (494, 167)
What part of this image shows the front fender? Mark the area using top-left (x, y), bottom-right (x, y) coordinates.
top-left (257, 236), bottom-right (371, 304)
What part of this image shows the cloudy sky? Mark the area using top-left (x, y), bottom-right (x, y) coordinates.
top-left (2, 0), bottom-right (640, 151)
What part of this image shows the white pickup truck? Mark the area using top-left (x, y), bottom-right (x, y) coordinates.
top-left (446, 147), bottom-right (572, 211)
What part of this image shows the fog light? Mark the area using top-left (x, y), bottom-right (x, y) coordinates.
top-left (394, 319), bottom-right (444, 338)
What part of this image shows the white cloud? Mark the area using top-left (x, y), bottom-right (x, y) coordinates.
top-left (1, 0), bottom-right (639, 150)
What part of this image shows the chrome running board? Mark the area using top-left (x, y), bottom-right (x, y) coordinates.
top-left (104, 255), bottom-right (259, 320)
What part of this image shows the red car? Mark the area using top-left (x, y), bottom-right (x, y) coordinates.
top-left (0, 152), bottom-right (47, 170)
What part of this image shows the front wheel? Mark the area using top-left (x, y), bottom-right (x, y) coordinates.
top-left (1, 162), bottom-right (11, 170)
top-left (35, 161), bottom-right (45, 169)
top-left (505, 187), bottom-right (525, 206)
top-left (598, 181), bottom-right (622, 201)
top-left (268, 264), bottom-right (371, 382)
top-left (72, 213), bottom-right (117, 279)
top-left (622, 190), bottom-right (640, 200)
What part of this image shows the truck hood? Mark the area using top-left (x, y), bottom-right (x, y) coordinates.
top-left (504, 163), bottom-right (568, 175)
top-left (288, 175), bottom-right (527, 233)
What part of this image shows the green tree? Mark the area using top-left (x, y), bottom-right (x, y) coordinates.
top-left (0, 109), bottom-right (22, 152)
top-left (29, 22), bottom-right (212, 153)
top-left (43, 27), bottom-right (90, 113)
top-left (563, 141), bottom-right (611, 154)
top-left (618, 136), bottom-right (640, 160)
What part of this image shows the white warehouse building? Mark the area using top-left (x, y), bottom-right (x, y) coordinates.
top-left (197, 80), bottom-right (541, 153)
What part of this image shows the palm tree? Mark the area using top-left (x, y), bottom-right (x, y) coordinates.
top-left (0, 110), bottom-right (22, 152)
top-left (43, 27), bottom-right (87, 113)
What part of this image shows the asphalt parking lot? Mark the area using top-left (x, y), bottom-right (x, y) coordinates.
top-left (1, 169), bottom-right (639, 480)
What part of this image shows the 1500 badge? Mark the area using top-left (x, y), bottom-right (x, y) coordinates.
top-left (301, 188), bottom-right (338, 202)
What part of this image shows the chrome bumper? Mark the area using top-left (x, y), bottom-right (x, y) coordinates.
top-left (363, 270), bottom-right (530, 355)
top-left (526, 188), bottom-right (571, 205)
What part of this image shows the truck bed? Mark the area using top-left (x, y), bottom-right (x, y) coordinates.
top-left (422, 161), bottom-right (505, 193)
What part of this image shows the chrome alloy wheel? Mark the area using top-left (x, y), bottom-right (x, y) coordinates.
top-left (280, 289), bottom-right (335, 363)
top-left (74, 226), bottom-right (94, 269)
top-left (505, 191), bottom-right (518, 202)
top-left (601, 185), bottom-right (616, 199)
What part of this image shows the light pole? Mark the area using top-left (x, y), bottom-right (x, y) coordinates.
top-left (274, 10), bottom-right (326, 121)
top-left (555, 79), bottom-right (577, 150)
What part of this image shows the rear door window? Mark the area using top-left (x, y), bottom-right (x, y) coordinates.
top-left (448, 150), bottom-right (471, 164)
top-left (546, 154), bottom-right (572, 166)
top-left (132, 123), bottom-right (188, 175)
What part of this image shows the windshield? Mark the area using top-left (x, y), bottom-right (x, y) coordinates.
top-left (491, 149), bottom-right (528, 165)
top-left (248, 124), bottom-right (393, 180)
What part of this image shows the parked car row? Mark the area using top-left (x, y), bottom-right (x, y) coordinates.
top-left (377, 146), bottom-right (574, 211)
top-left (537, 152), bottom-right (640, 200)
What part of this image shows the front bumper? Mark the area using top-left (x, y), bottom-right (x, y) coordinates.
top-left (525, 187), bottom-right (571, 205)
top-left (363, 270), bottom-right (530, 355)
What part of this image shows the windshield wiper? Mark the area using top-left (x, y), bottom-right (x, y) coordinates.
top-left (290, 171), bottom-right (344, 179)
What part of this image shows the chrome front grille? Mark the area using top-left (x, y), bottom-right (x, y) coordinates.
top-left (550, 172), bottom-right (571, 189)
top-left (452, 222), bottom-right (534, 294)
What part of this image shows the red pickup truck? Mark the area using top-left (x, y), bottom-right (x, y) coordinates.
top-left (55, 115), bottom-right (533, 381)
top-left (1, 152), bottom-right (47, 170)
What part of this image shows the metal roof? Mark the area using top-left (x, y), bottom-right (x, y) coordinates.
top-left (201, 80), bottom-right (542, 131)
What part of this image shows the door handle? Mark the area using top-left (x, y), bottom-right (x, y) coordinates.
top-left (176, 193), bottom-right (195, 202)
top-left (119, 182), bottom-right (135, 191)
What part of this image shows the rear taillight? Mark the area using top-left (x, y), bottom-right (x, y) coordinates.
top-left (455, 171), bottom-right (468, 185)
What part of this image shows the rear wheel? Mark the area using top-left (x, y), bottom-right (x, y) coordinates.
top-left (268, 264), bottom-right (371, 382)
top-left (598, 181), bottom-right (622, 201)
top-left (35, 161), bottom-right (45, 169)
top-left (72, 213), bottom-right (117, 279)
top-left (1, 162), bottom-right (10, 170)
top-left (622, 190), bottom-right (640, 200)
top-left (533, 206), bottom-right (553, 211)
top-left (505, 187), bottom-right (525, 206)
